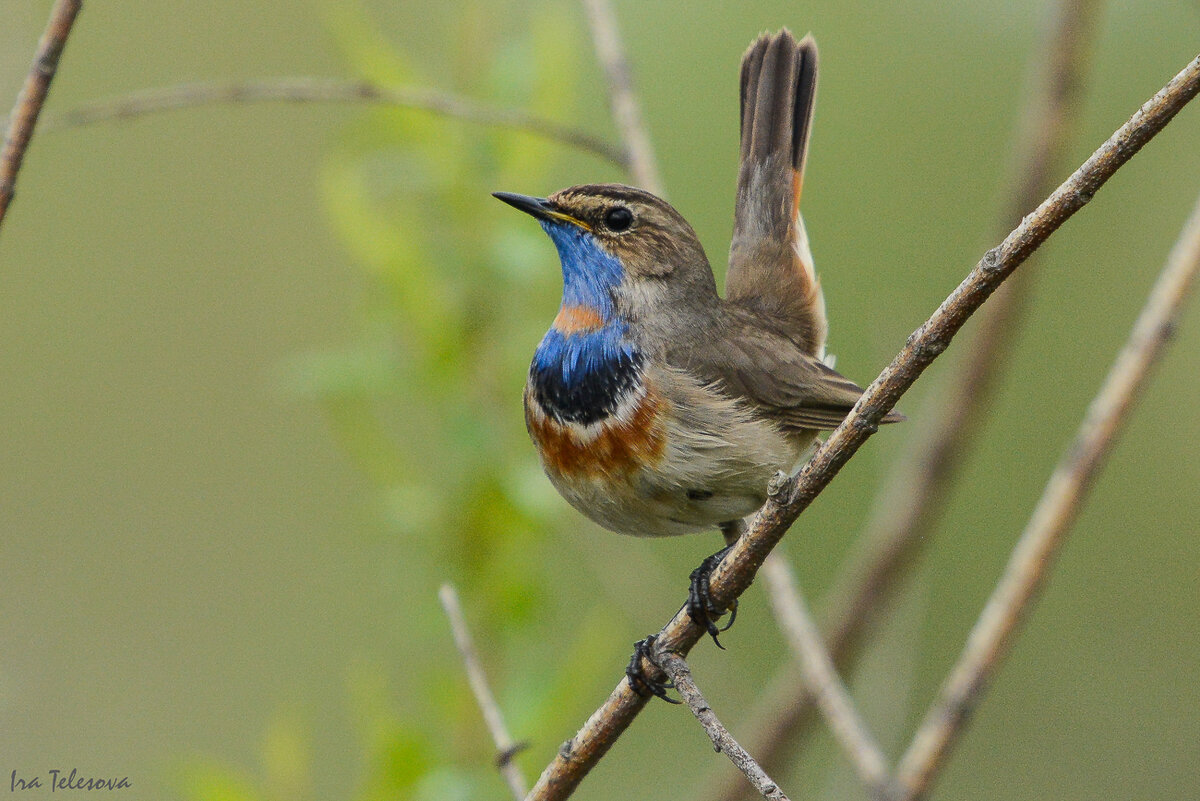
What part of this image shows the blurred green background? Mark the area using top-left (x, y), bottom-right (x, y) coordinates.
top-left (1, 1), bottom-right (1197, 799)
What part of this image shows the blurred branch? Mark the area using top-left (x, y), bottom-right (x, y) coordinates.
top-left (0, 0), bottom-right (83, 232)
top-left (438, 584), bottom-right (528, 800)
top-left (701, 4), bottom-right (1103, 795)
top-left (38, 77), bottom-right (628, 167)
top-left (825, 0), bottom-right (1103, 662)
top-left (526, 51), bottom-right (1200, 801)
top-left (656, 649), bottom-right (791, 801)
top-left (580, 0), bottom-right (663, 195)
top-left (759, 553), bottom-right (891, 796)
top-left (893, 186), bottom-right (1200, 801)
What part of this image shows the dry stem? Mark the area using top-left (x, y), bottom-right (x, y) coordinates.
top-left (580, 0), bottom-right (663, 195)
top-left (760, 553), bottom-right (891, 796)
top-left (438, 584), bottom-right (528, 800)
top-left (892, 186), bottom-right (1200, 801)
top-left (526, 51), bottom-right (1200, 801)
top-left (656, 650), bottom-right (791, 801)
top-left (0, 0), bottom-right (83, 230)
top-left (38, 78), bottom-right (626, 168)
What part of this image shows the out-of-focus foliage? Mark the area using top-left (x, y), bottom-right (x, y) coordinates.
top-left (181, 3), bottom-right (624, 798)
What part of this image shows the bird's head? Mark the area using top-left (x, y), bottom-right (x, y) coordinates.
top-left (494, 184), bottom-right (718, 332)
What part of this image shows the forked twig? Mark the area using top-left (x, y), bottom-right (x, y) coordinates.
top-left (759, 553), bottom-right (891, 796)
top-left (892, 187), bottom-right (1200, 801)
top-left (526, 52), bottom-right (1200, 801)
top-left (580, 0), bottom-right (663, 195)
top-left (38, 78), bottom-right (627, 167)
top-left (438, 584), bottom-right (528, 800)
top-left (0, 0), bottom-right (83, 230)
top-left (656, 650), bottom-right (791, 801)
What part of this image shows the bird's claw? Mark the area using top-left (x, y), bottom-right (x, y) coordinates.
top-left (687, 545), bottom-right (738, 648)
top-left (625, 635), bottom-right (680, 703)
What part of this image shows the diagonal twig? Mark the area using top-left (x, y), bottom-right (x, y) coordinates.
top-left (892, 186), bottom-right (1200, 801)
top-left (656, 649), bottom-right (791, 801)
top-left (526, 51), bottom-right (1200, 801)
top-left (823, 0), bottom-right (1103, 663)
top-left (759, 553), bottom-right (891, 796)
top-left (579, 0), bottom-right (663, 195)
top-left (701, 6), bottom-right (1105, 794)
top-left (438, 583), bottom-right (528, 800)
top-left (35, 78), bottom-right (627, 168)
top-left (0, 0), bottom-right (83, 231)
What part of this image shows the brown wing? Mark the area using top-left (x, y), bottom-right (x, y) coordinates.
top-left (667, 328), bottom-right (903, 432)
top-left (727, 29), bottom-right (826, 356)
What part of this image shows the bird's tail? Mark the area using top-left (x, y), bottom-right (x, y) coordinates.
top-left (727, 29), bottom-right (827, 357)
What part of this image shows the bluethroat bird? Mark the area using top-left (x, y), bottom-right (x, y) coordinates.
top-left (495, 30), bottom-right (901, 696)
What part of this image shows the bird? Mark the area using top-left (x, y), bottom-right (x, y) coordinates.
top-left (494, 30), bottom-right (901, 696)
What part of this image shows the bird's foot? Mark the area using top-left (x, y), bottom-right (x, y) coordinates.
top-left (625, 635), bottom-right (680, 703)
top-left (687, 545), bottom-right (738, 648)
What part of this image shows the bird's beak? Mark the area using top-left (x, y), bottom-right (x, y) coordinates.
top-left (492, 192), bottom-right (591, 230)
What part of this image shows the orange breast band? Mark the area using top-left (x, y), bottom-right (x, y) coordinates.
top-left (528, 387), bottom-right (666, 478)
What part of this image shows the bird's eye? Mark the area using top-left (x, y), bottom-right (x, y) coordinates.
top-left (604, 206), bottom-right (634, 232)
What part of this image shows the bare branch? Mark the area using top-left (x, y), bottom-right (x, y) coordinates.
top-left (0, 0), bottom-right (83, 231)
top-left (759, 553), bottom-right (892, 796)
top-left (656, 649), bottom-right (791, 801)
top-left (438, 584), bottom-right (528, 800)
top-left (525, 52), bottom-right (1200, 801)
top-left (892, 186), bottom-right (1200, 801)
top-left (37, 78), bottom-right (627, 168)
top-left (580, 0), bottom-right (663, 195)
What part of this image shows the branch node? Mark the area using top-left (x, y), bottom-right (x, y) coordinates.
top-left (767, 470), bottom-right (793, 500)
top-left (907, 334), bottom-right (949, 361)
top-left (851, 416), bottom-right (880, 434)
top-left (979, 246), bottom-right (1004, 274)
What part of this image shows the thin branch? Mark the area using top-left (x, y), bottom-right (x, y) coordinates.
top-left (759, 553), bottom-right (892, 797)
top-left (37, 78), bottom-right (627, 168)
top-left (0, 0), bottom-right (83, 231)
top-left (695, 659), bottom-right (812, 801)
top-left (892, 186), bottom-right (1200, 801)
top-left (438, 583), bottom-right (528, 801)
top-left (526, 52), bottom-right (1200, 801)
top-left (580, 0), bottom-right (663, 195)
top-left (656, 649), bottom-right (791, 801)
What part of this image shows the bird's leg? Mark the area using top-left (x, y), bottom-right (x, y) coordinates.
top-left (719, 518), bottom-right (748, 547)
top-left (686, 519), bottom-right (746, 648)
top-left (625, 634), bottom-right (680, 703)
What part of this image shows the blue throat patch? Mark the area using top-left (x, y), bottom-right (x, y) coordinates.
top-left (530, 221), bottom-right (643, 425)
